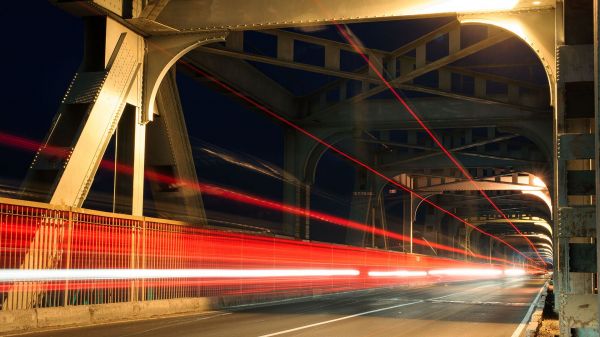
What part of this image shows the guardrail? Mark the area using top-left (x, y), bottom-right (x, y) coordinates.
top-left (0, 197), bottom-right (521, 311)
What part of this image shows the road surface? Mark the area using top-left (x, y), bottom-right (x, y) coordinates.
top-left (10, 277), bottom-right (546, 337)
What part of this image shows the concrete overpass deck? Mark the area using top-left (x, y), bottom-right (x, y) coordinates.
top-left (11, 277), bottom-right (546, 337)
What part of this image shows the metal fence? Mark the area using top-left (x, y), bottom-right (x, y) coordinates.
top-left (0, 197), bottom-right (505, 311)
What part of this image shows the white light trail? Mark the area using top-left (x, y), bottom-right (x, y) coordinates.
top-left (428, 268), bottom-right (503, 276)
top-left (504, 268), bottom-right (526, 276)
top-left (368, 270), bottom-right (428, 277)
top-left (0, 269), bottom-right (360, 282)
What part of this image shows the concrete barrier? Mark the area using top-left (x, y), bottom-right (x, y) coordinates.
top-left (525, 281), bottom-right (549, 337)
top-left (0, 298), bottom-right (212, 335)
top-left (0, 309), bottom-right (37, 333)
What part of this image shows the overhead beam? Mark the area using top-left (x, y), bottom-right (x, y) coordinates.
top-left (149, 0), bottom-right (555, 31)
top-left (381, 134), bottom-right (518, 166)
top-left (417, 180), bottom-right (546, 192)
top-left (303, 97), bottom-right (549, 129)
top-left (307, 29), bottom-right (515, 120)
top-left (195, 26), bottom-right (545, 117)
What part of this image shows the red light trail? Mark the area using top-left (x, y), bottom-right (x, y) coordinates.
top-left (0, 140), bottom-right (543, 301)
top-left (0, 206), bottom-right (535, 298)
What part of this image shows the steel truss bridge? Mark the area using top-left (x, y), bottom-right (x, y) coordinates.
top-left (0, 0), bottom-right (598, 336)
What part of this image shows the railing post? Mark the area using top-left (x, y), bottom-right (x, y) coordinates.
top-left (141, 217), bottom-right (146, 301)
top-left (130, 219), bottom-right (137, 302)
top-left (63, 209), bottom-right (73, 306)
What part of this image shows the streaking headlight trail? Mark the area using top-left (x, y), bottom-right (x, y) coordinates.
top-left (0, 269), bottom-right (360, 282)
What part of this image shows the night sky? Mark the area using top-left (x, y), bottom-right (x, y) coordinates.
top-left (0, 2), bottom-right (547, 244)
top-left (0, 1), bottom-right (356, 242)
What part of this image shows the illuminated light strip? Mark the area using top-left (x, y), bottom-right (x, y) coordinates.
top-left (368, 270), bottom-right (428, 277)
top-left (427, 268), bottom-right (503, 276)
top-left (504, 268), bottom-right (526, 276)
top-left (0, 269), bottom-right (360, 282)
top-left (329, 23), bottom-right (546, 266)
top-left (174, 62), bottom-right (535, 266)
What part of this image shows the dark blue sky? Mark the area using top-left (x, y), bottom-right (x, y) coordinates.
top-left (0, 1), bottom-right (356, 241)
top-left (1, 2), bottom-right (83, 181)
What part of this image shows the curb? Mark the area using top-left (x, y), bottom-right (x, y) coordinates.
top-left (525, 280), bottom-right (549, 337)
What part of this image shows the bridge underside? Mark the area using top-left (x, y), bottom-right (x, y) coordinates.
top-left (10, 0), bottom-right (600, 335)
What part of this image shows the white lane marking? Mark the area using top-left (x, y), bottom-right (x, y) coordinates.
top-left (256, 300), bottom-right (424, 337)
top-left (510, 281), bottom-right (547, 337)
top-left (428, 299), bottom-right (530, 307)
top-left (120, 312), bottom-right (233, 337)
top-left (257, 279), bottom-right (515, 337)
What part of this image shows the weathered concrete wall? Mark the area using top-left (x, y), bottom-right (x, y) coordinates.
top-left (0, 298), bottom-right (211, 334)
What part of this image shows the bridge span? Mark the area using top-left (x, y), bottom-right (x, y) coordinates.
top-left (0, 0), bottom-right (598, 336)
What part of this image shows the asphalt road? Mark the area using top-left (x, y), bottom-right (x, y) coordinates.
top-left (11, 277), bottom-right (546, 337)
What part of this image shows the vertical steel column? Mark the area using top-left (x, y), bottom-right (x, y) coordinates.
top-left (282, 129), bottom-right (303, 238)
top-left (594, 0), bottom-right (600, 333)
top-left (63, 209), bottom-right (74, 306)
top-left (402, 193), bottom-right (415, 254)
top-left (114, 104), bottom-right (146, 216)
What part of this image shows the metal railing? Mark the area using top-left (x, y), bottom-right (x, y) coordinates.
top-left (0, 197), bottom-right (506, 311)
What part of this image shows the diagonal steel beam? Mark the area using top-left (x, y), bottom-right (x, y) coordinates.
top-left (140, 0), bottom-right (172, 20)
top-left (308, 30), bottom-right (513, 120)
top-left (357, 138), bottom-right (432, 151)
top-left (380, 134), bottom-right (518, 167)
top-left (181, 50), bottom-right (299, 119)
top-left (457, 152), bottom-right (545, 164)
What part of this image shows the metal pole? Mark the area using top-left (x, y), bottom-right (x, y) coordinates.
top-left (452, 233), bottom-right (456, 259)
top-left (489, 237), bottom-right (492, 265)
top-left (63, 209), bottom-right (73, 306)
top-left (465, 226), bottom-right (468, 261)
top-left (409, 194), bottom-right (413, 254)
top-left (371, 207), bottom-right (376, 248)
top-left (593, 0), bottom-right (600, 331)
